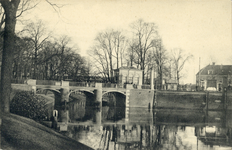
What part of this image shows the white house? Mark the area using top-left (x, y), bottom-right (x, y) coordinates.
top-left (113, 66), bottom-right (143, 87)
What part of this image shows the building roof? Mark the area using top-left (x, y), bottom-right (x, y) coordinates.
top-left (114, 66), bottom-right (142, 71)
top-left (196, 64), bottom-right (232, 76)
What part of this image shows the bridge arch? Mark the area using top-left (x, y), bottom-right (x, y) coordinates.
top-left (36, 88), bottom-right (61, 95)
top-left (68, 89), bottom-right (94, 96)
top-left (102, 90), bottom-right (126, 97)
top-left (68, 89), bottom-right (95, 121)
top-left (102, 90), bottom-right (126, 121)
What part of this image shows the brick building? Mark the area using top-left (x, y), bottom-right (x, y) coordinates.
top-left (196, 62), bottom-right (232, 91)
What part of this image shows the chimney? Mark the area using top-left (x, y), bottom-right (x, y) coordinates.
top-left (212, 62), bottom-right (215, 65)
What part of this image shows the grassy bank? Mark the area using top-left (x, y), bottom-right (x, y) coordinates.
top-left (1, 113), bottom-right (93, 150)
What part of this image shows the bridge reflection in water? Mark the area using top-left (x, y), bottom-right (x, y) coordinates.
top-left (61, 108), bottom-right (232, 150)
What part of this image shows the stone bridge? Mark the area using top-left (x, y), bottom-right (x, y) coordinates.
top-left (12, 79), bottom-right (155, 124)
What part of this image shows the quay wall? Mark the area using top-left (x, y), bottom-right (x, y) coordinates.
top-left (155, 91), bottom-right (232, 110)
top-left (128, 89), bottom-right (154, 124)
top-left (129, 89), bottom-right (154, 107)
top-left (155, 91), bottom-right (206, 109)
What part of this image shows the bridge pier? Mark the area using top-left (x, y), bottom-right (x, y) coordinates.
top-left (93, 83), bottom-right (102, 126)
top-left (59, 88), bottom-right (70, 123)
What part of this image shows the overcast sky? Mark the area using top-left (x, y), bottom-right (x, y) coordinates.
top-left (17, 0), bottom-right (231, 84)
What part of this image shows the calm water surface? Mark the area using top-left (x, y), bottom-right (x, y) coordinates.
top-left (63, 108), bottom-right (232, 150)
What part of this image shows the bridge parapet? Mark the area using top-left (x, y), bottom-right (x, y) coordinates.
top-left (13, 79), bottom-right (153, 90)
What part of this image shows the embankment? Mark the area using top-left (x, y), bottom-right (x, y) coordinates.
top-left (128, 89), bottom-right (154, 124)
top-left (155, 91), bottom-right (232, 110)
top-left (1, 113), bottom-right (93, 150)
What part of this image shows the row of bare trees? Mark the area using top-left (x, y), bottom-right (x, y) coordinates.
top-left (0, 0), bottom-right (192, 113)
top-left (10, 20), bottom-right (89, 81)
top-left (88, 19), bottom-right (193, 87)
top-left (0, 0), bottom-right (84, 114)
top-left (88, 29), bottom-right (127, 82)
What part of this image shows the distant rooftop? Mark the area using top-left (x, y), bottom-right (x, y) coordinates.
top-left (196, 63), bottom-right (232, 75)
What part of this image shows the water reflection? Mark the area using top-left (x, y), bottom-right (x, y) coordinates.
top-left (63, 109), bottom-right (232, 150)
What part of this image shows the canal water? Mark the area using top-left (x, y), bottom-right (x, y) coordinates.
top-left (62, 108), bottom-right (232, 150)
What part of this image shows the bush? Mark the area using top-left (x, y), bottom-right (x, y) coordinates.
top-left (10, 91), bottom-right (47, 120)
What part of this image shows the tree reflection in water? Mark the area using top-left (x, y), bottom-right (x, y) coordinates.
top-left (62, 109), bottom-right (232, 150)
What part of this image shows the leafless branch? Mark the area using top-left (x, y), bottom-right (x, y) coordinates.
top-left (16, 0), bottom-right (39, 18)
top-left (45, 0), bottom-right (64, 15)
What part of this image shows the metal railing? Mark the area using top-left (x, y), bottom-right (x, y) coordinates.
top-left (102, 83), bottom-right (118, 88)
top-left (141, 84), bottom-right (151, 89)
top-left (9, 78), bottom-right (153, 90)
top-left (36, 80), bottom-right (57, 85)
top-left (69, 82), bottom-right (95, 87)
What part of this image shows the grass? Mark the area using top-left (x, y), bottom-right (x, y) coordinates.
top-left (1, 113), bottom-right (93, 150)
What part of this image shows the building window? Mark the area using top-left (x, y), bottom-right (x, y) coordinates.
top-left (171, 85), bottom-right (174, 89)
top-left (128, 77), bottom-right (133, 83)
top-left (208, 70), bottom-right (214, 75)
top-left (134, 77), bottom-right (138, 84)
top-left (122, 76), bottom-right (126, 83)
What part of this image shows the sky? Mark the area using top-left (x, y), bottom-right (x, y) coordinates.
top-left (17, 0), bottom-right (231, 84)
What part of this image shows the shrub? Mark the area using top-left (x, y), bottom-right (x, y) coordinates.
top-left (10, 91), bottom-right (47, 120)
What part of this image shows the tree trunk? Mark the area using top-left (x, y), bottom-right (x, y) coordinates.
top-left (0, 1), bottom-right (20, 112)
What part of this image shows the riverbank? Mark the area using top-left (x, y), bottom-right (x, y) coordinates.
top-left (1, 113), bottom-right (93, 150)
top-left (155, 91), bottom-right (232, 110)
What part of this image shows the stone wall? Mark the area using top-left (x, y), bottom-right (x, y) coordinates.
top-left (156, 91), bottom-right (232, 110)
top-left (128, 89), bottom-right (154, 124)
top-left (156, 91), bottom-right (206, 109)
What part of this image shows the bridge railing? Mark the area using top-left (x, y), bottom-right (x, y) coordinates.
top-left (69, 82), bottom-right (95, 87)
top-left (36, 80), bottom-right (60, 86)
top-left (141, 84), bottom-right (151, 89)
top-left (102, 83), bottom-right (119, 88)
top-left (12, 78), bottom-right (153, 90)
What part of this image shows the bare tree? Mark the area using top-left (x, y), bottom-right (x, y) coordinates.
top-left (0, 0), bottom-right (20, 112)
top-left (89, 29), bottom-right (127, 82)
top-left (22, 20), bottom-right (50, 79)
top-left (152, 39), bottom-right (168, 89)
top-left (0, 0), bottom-right (59, 112)
top-left (56, 35), bottom-right (72, 80)
top-left (126, 39), bottom-right (138, 67)
top-left (0, 0), bottom-right (38, 31)
top-left (112, 31), bottom-right (127, 69)
top-left (130, 19), bottom-right (158, 83)
top-left (170, 48), bottom-right (193, 87)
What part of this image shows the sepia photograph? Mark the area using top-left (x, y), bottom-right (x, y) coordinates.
top-left (0, 0), bottom-right (232, 149)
